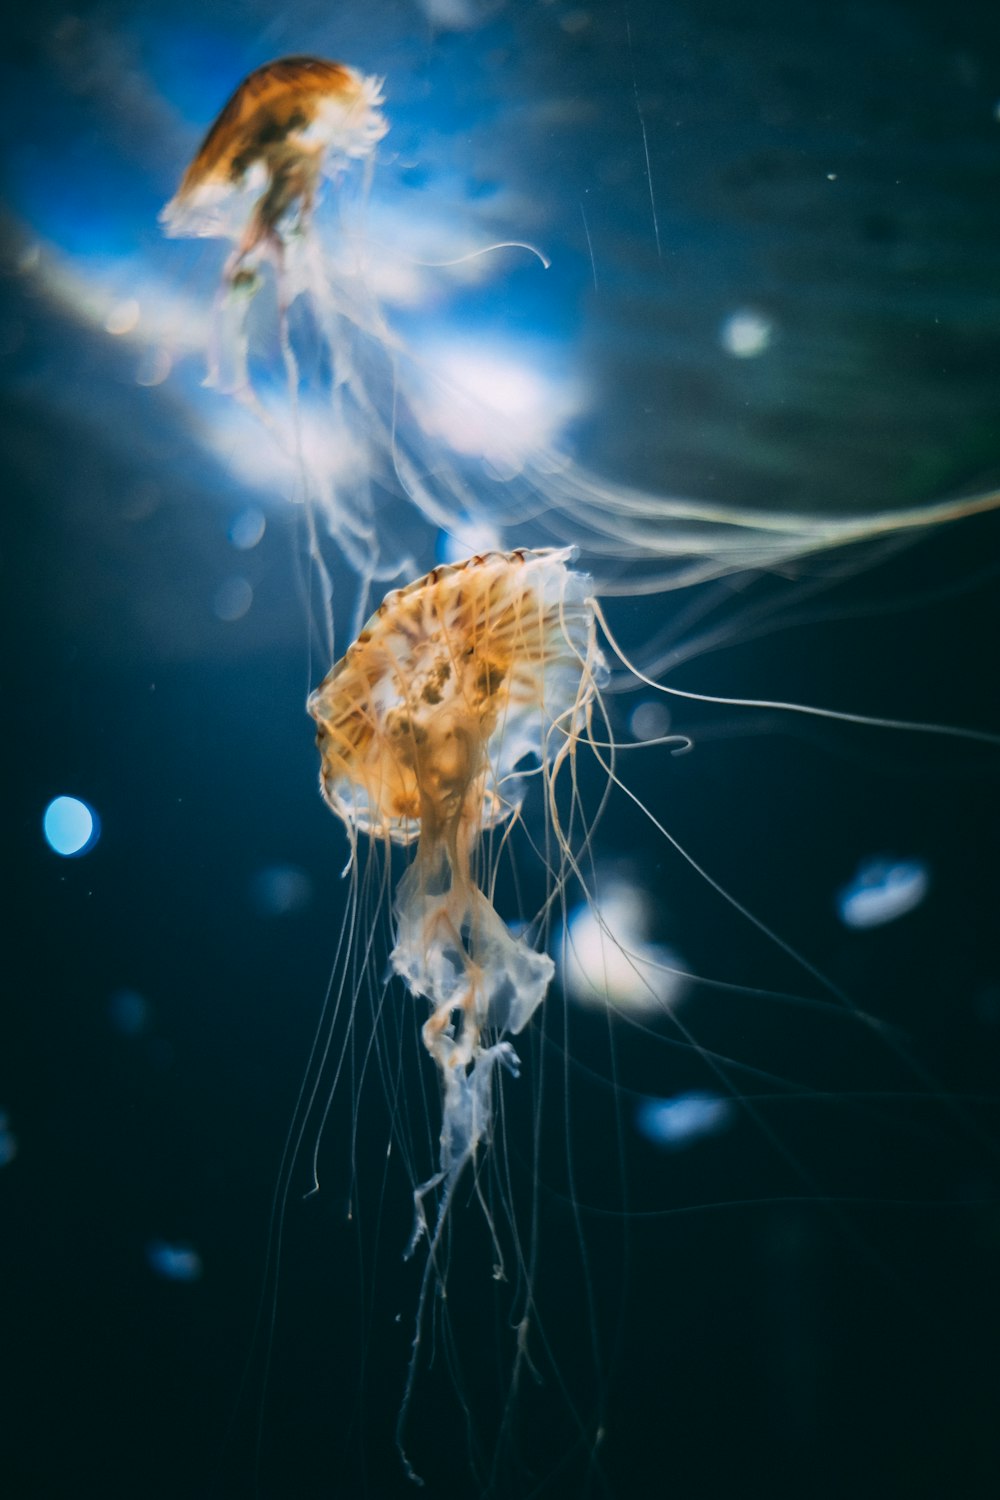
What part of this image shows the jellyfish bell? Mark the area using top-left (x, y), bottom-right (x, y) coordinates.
top-left (161, 56), bottom-right (387, 266)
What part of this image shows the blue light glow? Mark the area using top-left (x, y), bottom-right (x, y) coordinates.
top-left (635, 1091), bottom-right (735, 1150)
top-left (0, 1112), bottom-right (17, 1168)
top-left (212, 576), bottom-right (253, 622)
top-left (837, 857), bottom-right (931, 930)
top-left (228, 506), bottom-right (266, 550)
top-left (250, 864), bottom-right (313, 917)
top-left (146, 1239), bottom-right (203, 1282)
top-left (42, 796), bottom-right (100, 857)
top-left (109, 989), bottom-right (151, 1037)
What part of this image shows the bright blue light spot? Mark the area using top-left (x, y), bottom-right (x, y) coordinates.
top-left (146, 1239), bottom-right (203, 1283)
top-left (436, 516), bottom-right (501, 566)
top-left (837, 857), bottom-right (930, 930)
top-left (43, 796), bottom-right (100, 857)
top-left (636, 1091), bottom-right (735, 1150)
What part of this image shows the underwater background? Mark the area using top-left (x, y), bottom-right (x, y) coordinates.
top-left (3, 1), bottom-right (1000, 1496)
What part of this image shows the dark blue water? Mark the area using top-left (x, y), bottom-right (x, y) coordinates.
top-left (3, 3), bottom-right (999, 1497)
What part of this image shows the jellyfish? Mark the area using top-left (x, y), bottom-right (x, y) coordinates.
top-left (306, 546), bottom-right (605, 1476)
top-left (161, 56), bottom-right (395, 614)
top-left (161, 56), bottom-right (387, 398)
top-left (307, 547), bottom-right (598, 1183)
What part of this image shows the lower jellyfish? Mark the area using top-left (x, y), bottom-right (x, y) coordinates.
top-left (306, 547), bottom-right (607, 1478)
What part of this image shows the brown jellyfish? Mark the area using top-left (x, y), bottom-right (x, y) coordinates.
top-left (308, 548), bottom-right (603, 1211)
top-left (161, 55), bottom-right (386, 266)
top-left (307, 546), bottom-right (606, 1479)
top-left (161, 55), bottom-right (387, 397)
